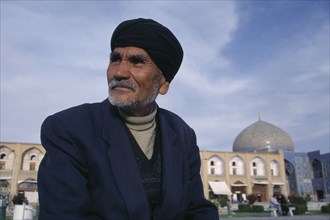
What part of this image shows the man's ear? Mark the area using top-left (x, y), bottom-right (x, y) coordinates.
top-left (159, 80), bottom-right (170, 95)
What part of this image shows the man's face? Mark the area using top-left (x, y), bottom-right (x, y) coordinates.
top-left (107, 46), bottom-right (169, 116)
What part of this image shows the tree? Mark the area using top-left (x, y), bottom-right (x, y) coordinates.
top-left (246, 194), bottom-right (257, 205)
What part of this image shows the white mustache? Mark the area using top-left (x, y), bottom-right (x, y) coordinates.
top-left (108, 80), bottom-right (136, 92)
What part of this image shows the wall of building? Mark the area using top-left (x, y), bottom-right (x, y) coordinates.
top-left (0, 142), bottom-right (45, 204)
top-left (200, 150), bottom-right (287, 203)
top-left (284, 150), bottom-right (330, 201)
top-left (1, 141), bottom-right (328, 205)
top-left (321, 153), bottom-right (330, 201)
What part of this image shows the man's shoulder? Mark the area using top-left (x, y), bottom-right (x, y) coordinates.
top-left (158, 107), bottom-right (184, 121)
top-left (43, 99), bottom-right (112, 126)
top-left (53, 99), bottom-right (108, 116)
top-left (41, 99), bottom-right (112, 132)
top-left (158, 107), bottom-right (192, 130)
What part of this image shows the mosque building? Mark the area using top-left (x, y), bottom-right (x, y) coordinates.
top-left (1, 119), bottom-right (329, 204)
top-left (0, 142), bottom-right (44, 203)
top-left (200, 119), bottom-right (330, 203)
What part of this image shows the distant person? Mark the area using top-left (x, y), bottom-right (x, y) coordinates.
top-left (269, 194), bottom-right (282, 215)
top-left (257, 193), bottom-right (261, 202)
top-left (23, 197), bottom-right (29, 205)
top-left (277, 194), bottom-right (289, 216)
top-left (12, 195), bottom-right (23, 205)
top-left (38, 18), bottom-right (219, 220)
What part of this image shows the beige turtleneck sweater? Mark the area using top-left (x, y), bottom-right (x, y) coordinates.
top-left (118, 108), bottom-right (157, 159)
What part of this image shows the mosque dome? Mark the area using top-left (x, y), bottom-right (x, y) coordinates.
top-left (233, 119), bottom-right (294, 152)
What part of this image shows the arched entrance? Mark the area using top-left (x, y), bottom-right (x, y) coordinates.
top-left (18, 178), bottom-right (37, 192)
top-left (252, 183), bottom-right (268, 202)
top-left (231, 181), bottom-right (247, 203)
top-left (285, 160), bottom-right (297, 194)
top-left (17, 179), bottom-right (38, 204)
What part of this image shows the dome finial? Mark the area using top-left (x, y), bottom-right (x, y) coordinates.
top-left (258, 113), bottom-right (261, 121)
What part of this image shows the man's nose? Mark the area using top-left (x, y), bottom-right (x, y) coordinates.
top-left (113, 61), bottom-right (131, 78)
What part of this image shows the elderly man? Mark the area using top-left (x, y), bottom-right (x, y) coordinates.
top-left (38, 18), bottom-right (219, 220)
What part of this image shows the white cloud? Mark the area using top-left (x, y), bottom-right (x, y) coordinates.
top-left (1, 1), bottom-right (329, 154)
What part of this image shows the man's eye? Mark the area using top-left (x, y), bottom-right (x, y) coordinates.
top-left (129, 55), bottom-right (146, 65)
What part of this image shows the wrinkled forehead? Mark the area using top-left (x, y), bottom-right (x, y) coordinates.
top-left (112, 46), bottom-right (151, 58)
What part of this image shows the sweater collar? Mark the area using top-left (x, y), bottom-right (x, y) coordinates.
top-left (118, 107), bottom-right (157, 131)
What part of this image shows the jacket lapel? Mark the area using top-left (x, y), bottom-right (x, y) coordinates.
top-left (102, 103), bottom-right (150, 219)
top-left (101, 102), bottom-right (184, 219)
top-left (155, 109), bottom-right (183, 219)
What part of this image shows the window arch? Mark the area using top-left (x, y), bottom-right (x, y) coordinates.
top-left (0, 150), bottom-right (9, 170)
top-left (250, 157), bottom-right (266, 176)
top-left (0, 153), bottom-right (7, 160)
top-left (270, 160), bottom-right (279, 176)
top-left (0, 153), bottom-right (7, 170)
top-left (30, 155), bottom-right (37, 161)
top-left (229, 156), bottom-right (245, 175)
top-left (285, 159), bottom-right (297, 193)
top-left (0, 146), bottom-right (14, 170)
top-left (21, 148), bottom-right (43, 171)
top-left (207, 156), bottom-right (224, 175)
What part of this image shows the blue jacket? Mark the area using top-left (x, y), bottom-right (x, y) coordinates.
top-left (38, 99), bottom-right (218, 220)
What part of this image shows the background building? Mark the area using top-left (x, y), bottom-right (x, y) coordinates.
top-left (200, 119), bottom-right (330, 203)
top-left (0, 142), bottom-right (45, 204)
top-left (1, 119), bottom-right (329, 205)
top-left (200, 150), bottom-right (287, 203)
top-left (284, 150), bottom-right (330, 201)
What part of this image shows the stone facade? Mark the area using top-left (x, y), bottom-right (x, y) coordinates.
top-left (200, 150), bottom-right (287, 203)
top-left (0, 142), bottom-right (45, 203)
top-left (285, 150), bottom-right (330, 201)
top-left (1, 141), bottom-right (328, 205)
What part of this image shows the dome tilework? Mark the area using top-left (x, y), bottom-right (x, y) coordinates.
top-left (233, 120), bottom-right (294, 152)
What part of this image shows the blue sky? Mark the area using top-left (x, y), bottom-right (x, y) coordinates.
top-left (1, 1), bottom-right (329, 153)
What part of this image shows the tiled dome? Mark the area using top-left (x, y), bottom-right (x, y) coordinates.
top-left (233, 120), bottom-right (294, 152)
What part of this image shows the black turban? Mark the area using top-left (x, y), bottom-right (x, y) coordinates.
top-left (110, 18), bottom-right (184, 83)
